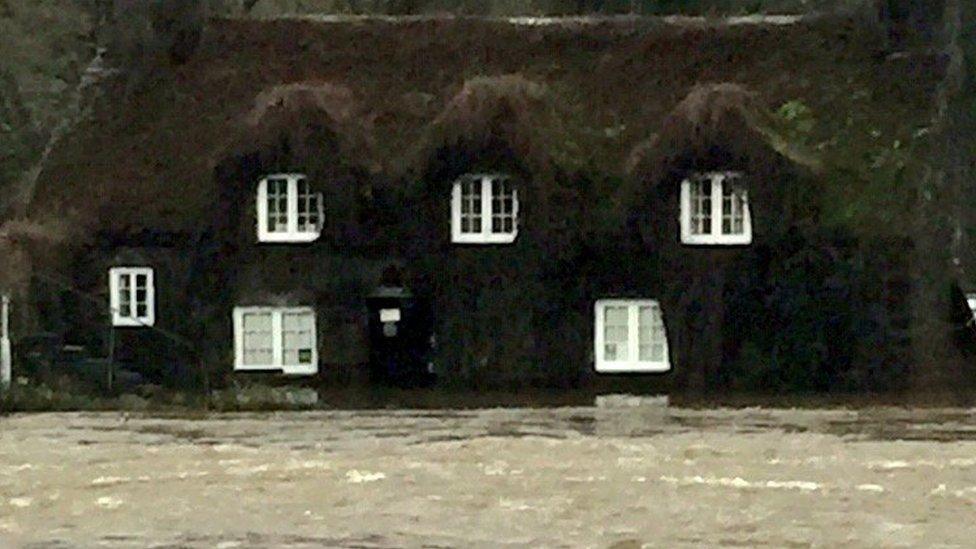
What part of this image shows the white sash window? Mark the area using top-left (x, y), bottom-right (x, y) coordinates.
top-left (451, 174), bottom-right (519, 244)
top-left (256, 174), bottom-right (323, 243)
top-left (233, 307), bottom-right (317, 375)
top-left (594, 299), bottom-right (670, 373)
top-left (109, 267), bottom-right (155, 327)
top-left (680, 172), bottom-right (752, 245)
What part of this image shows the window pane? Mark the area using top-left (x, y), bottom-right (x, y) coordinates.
top-left (733, 190), bottom-right (745, 234)
top-left (603, 306), bottom-right (629, 361)
top-left (490, 178), bottom-right (516, 235)
top-left (721, 179), bottom-right (746, 236)
top-left (638, 305), bottom-right (666, 362)
top-left (722, 185), bottom-right (732, 234)
top-left (133, 274), bottom-right (147, 319)
top-left (691, 178), bottom-right (712, 235)
top-left (135, 291), bottom-right (147, 318)
top-left (242, 312), bottom-right (274, 366)
top-left (118, 274), bottom-right (132, 318)
top-left (282, 312), bottom-right (315, 365)
top-left (266, 178), bottom-right (289, 232)
top-left (460, 179), bottom-right (482, 234)
top-left (296, 179), bottom-right (317, 232)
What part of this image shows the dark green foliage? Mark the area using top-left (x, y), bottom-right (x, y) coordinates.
top-left (724, 229), bottom-right (912, 392)
top-left (403, 138), bottom-right (591, 388)
top-left (877, 0), bottom-right (946, 48)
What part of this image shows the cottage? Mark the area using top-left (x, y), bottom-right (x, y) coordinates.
top-left (13, 13), bottom-right (961, 392)
top-left (199, 80), bottom-right (387, 382)
top-left (625, 83), bottom-right (823, 388)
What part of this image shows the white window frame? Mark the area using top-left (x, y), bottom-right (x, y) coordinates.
top-left (256, 173), bottom-right (324, 243)
top-left (680, 171), bottom-right (752, 246)
top-left (966, 293), bottom-right (976, 325)
top-left (450, 174), bottom-right (519, 244)
top-left (109, 267), bottom-right (155, 328)
top-left (233, 306), bottom-right (318, 376)
top-left (594, 299), bottom-right (670, 373)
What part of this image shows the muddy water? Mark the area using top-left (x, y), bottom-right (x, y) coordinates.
top-left (2, 406), bottom-right (976, 547)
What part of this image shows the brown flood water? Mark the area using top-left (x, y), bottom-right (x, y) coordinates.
top-left (2, 405), bottom-right (976, 547)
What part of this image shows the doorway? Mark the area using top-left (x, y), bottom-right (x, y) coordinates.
top-left (366, 285), bottom-right (434, 387)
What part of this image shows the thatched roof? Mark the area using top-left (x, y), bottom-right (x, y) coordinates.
top-left (217, 81), bottom-right (378, 172)
top-left (27, 15), bottom-right (943, 235)
top-left (246, 82), bottom-right (359, 127)
top-left (0, 217), bottom-right (69, 297)
top-left (627, 82), bottom-right (822, 182)
top-left (410, 74), bottom-right (576, 177)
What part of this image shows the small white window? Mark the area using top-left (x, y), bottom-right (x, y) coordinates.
top-left (594, 299), bottom-right (670, 373)
top-left (256, 174), bottom-right (323, 243)
top-left (233, 306), bottom-right (317, 375)
top-left (680, 172), bottom-right (752, 245)
top-left (109, 267), bottom-right (155, 327)
top-left (451, 174), bottom-right (519, 244)
top-left (966, 293), bottom-right (976, 324)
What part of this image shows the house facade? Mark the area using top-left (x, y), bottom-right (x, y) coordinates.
top-left (13, 13), bottom-right (962, 392)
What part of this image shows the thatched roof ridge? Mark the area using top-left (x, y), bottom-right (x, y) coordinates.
top-left (410, 74), bottom-right (579, 177)
top-left (627, 82), bottom-right (822, 181)
top-left (246, 81), bottom-right (360, 127)
top-left (216, 80), bottom-right (378, 172)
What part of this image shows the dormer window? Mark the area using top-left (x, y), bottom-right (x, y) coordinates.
top-left (451, 174), bottom-right (519, 244)
top-left (680, 171), bottom-right (752, 246)
top-left (256, 174), bottom-right (323, 243)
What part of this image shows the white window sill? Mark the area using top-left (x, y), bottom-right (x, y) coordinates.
top-left (452, 231), bottom-right (519, 245)
top-left (257, 231), bottom-right (321, 244)
top-left (112, 316), bottom-right (155, 328)
top-left (595, 361), bottom-right (671, 373)
top-left (234, 364), bottom-right (318, 376)
top-left (681, 234), bottom-right (752, 246)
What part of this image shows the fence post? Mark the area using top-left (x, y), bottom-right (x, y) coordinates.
top-left (1, 294), bottom-right (12, 390)
top-left (106, 325), bottom-right (115, 393)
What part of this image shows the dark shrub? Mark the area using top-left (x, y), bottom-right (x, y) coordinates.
top-left (724, 229), bottom-right (912, 392)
